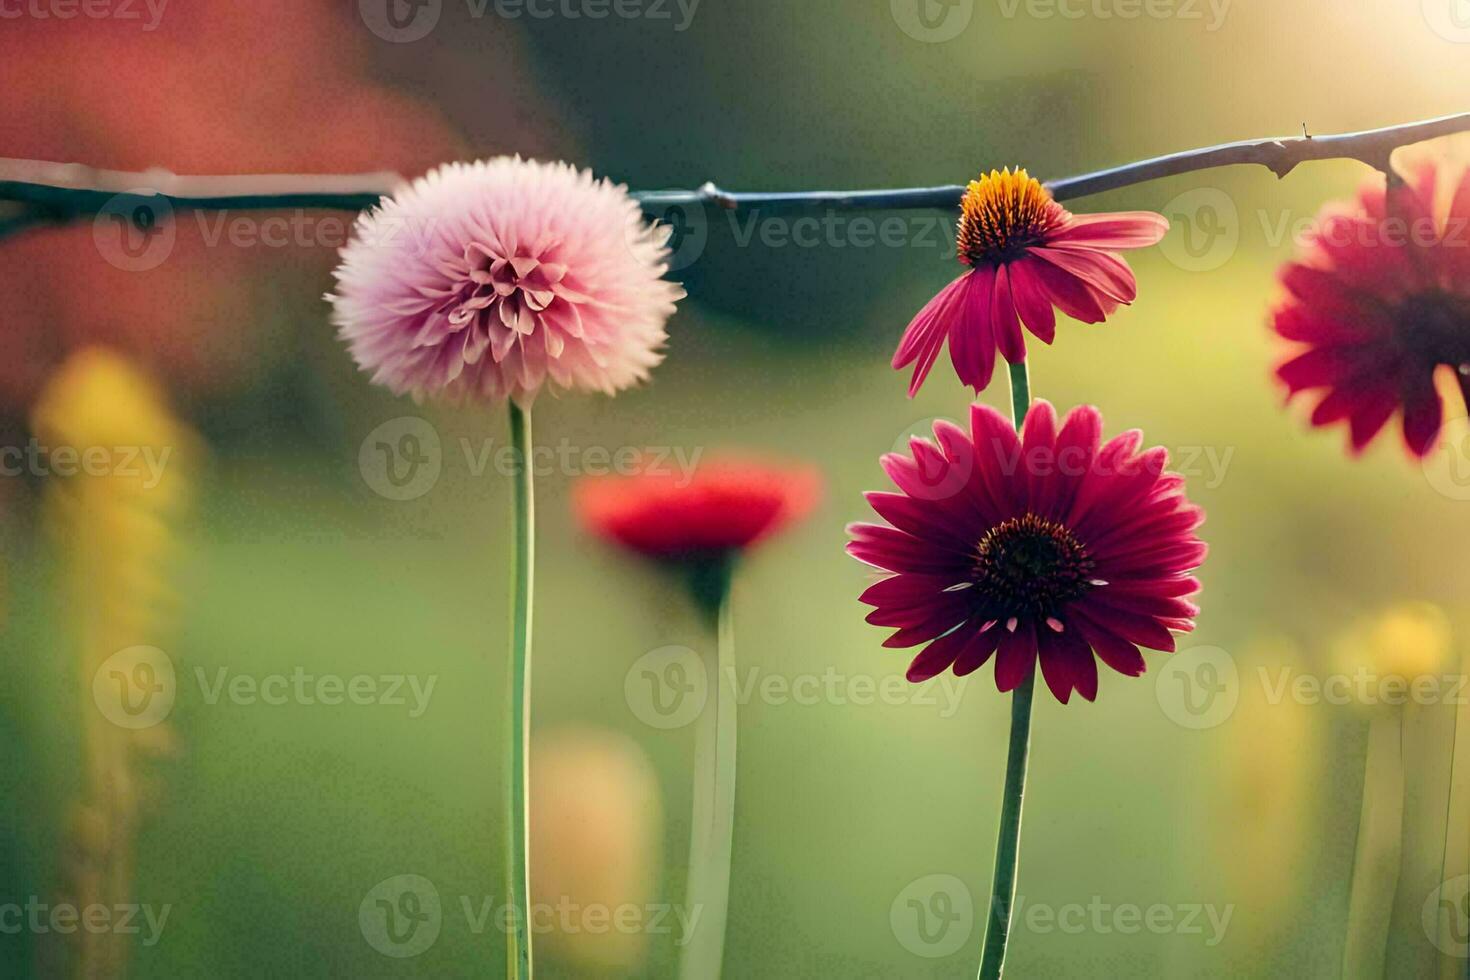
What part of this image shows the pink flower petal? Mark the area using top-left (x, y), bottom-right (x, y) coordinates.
top-left (1024, 253), bottom-right (1111, 323)
top-left (1048, 211), bottom-right (1169, 249)
top-left (990, 264), bottom-right (1027, 364)
top-left (1007, 257), bottom-right (1057, 344)
top-left (1031, 246), bottom-right (1139, 303)
top-left (948, 265), bottom-right (998, 391)
top-left (894, 272), bottom-right (972, 397)
top-left (1402, 385), bottom-right (1444, 457)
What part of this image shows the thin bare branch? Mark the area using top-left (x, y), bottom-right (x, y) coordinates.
top-left (0, 112), bottom-right (1466, 242)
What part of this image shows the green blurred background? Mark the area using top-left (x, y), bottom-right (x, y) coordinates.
top-left (5, 0), bottom-right (1470, 976)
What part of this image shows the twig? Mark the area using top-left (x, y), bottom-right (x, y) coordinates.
top-left (0, 112), bottom-right (1467, 242)
top-left (0, 161), bottom-right (399, 239)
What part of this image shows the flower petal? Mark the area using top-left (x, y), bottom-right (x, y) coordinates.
top-left (1049, 211), bottom-right (1169, 249)
top-left (1024, 253), bottom-right (1112, 323)
top-left (994, 619), bottom-right (1038, 692)
top-left (906, 625), bottom-right (976, 682)
top-left (1031, 246), bottom-right (1139, 304)
top-left (948, 265), bottom-right (999, 391)
top-left (895, 272), bottom-right (972, 396)
top-left (1007, 257), bottom-right (1057, 344)
top-left (990, 264), bottom-right (1027, 363)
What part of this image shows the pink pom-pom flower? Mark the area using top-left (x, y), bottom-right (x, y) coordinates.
top-left (328, 157), bottom-right (685, 406)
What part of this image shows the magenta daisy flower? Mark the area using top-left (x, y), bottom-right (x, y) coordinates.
top-left (1273, 160), bottom-right (1470, 457)
top-left (895, 168), bottom-right (1168, 397)
top-left (328, 157), bottom-right (685, 406)
top-left (847, 401), bottom-right (1206, 703)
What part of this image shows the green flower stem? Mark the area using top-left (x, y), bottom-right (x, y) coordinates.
top-left (1340, 709), bottom-right (1404, 979)
top-left (680, 557), bottom-right (737, 980)
top-left (506, 402), bottom-right (535, 980)
top-left (977, 360), bottom-right (1036, 980)
top-left (1005, 359), bottom-right (1031, 431)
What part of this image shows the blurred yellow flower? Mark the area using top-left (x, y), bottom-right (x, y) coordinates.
top-left (31, 347), bottom-right (197, 980)
top-left (1332, 601), bottom-right (1455, 708)
top-left (1219, 636), bottom-right (1318, 946)
top-left (530, 726), bottom-right (663, 975)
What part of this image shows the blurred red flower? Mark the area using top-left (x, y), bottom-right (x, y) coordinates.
top-left (0, 1), bottom-right (559, 412)
top-left (575, 456), bottom-right (822, 562)
top-left (1272, 159), bottom-right (1470, 458)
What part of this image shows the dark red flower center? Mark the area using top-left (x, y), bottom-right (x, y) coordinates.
top-left (1396, 289), bottom-right (1470, 375)
top-left (970, 513), bottom-right (1095, 619)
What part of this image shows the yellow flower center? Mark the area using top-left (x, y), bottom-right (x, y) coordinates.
top-left (956, 168), bottom-right (1064, 266)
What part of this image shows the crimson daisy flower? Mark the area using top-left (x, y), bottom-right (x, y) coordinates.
top-left (1273, 160), bottom-right (1470, 457)
top-left (847, 401), bottom-right (1206, 704)
top-left (575, 456), bottom-right (822, 562)
top-left (894, 168), bottom-right (1168, 397)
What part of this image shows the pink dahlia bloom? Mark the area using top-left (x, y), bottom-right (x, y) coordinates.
top-left (328, 157), bottom-right (685, 405)
top-left (847, 401), bottom-right (1206, 704)
top-left (1273, 160), bottom-right (1470, 457)
top-left (895, 168), bottom-right (1168, 396)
